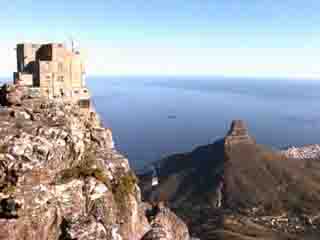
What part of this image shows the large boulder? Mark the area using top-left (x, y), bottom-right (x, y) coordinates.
top-left (142, 203), bottom-right (190, 240)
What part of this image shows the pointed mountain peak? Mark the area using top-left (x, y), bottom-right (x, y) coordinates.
top-left (225, 120), bottom-right (255, 146)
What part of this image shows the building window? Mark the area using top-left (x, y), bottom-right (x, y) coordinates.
top-left (58, 44), bottom-right (63, 47)
top-left (57, 76), bottom-right (64, 82)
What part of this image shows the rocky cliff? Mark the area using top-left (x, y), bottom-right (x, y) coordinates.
top-left (140, 120), bottom-right (320, 239)
top-left (0, 83), bottom-right (191, 240)
top-left (225, 120), bottom-right (255, 146)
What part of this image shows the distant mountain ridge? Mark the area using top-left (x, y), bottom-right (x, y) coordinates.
top-left (139, 120), bottom-right (320, 239)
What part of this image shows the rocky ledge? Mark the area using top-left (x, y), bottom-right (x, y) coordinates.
top-left (0, 83), bottom-right (191, 240)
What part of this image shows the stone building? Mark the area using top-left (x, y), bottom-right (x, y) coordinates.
top-left (14, 43), bottom-right (41, 86)
top-left (14, 42), bottom-right (89, 102)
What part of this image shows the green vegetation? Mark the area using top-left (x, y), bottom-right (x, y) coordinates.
top-left (77, 150), bottom-right (96, 169)
top-left (286, 193), bottom-right (306, 215)
top-left (1, 185), bottom-right (16, 195)
top-left (57, 148), bottom-right (139, 217)
top-left (0, 168), bottom-right (18, 195)
top-left (113, 171), bottom-right (138, 209)
top-left (56, 166), bottom-right (111, 188)
top-left (56, 149), bottom-right (112, 187)
top-left (57, 150), bottom-right (138, 204)
top-left (0, 144), bottom-right (9, 153)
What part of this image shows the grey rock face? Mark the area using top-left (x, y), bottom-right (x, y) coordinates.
top-left (0, 87), bottom-right (191, 240)
top-left (142, 203), bottom-right (190, 240)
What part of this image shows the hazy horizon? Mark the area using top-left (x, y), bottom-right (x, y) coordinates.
top-left (1, 74), bottom-right (320, 82)
top-left (1, 1), bottom-right (320, 79)
top-left (85, 76), bottom-right (320, 169)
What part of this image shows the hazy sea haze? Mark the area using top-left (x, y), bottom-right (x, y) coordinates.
top-left (86, 76), bottom-right (320, 170)
top-left (1, 76), bottom-right (320, 170)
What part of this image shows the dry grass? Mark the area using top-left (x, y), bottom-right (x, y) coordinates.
top-left (224, 143), bottom-right (320, 214)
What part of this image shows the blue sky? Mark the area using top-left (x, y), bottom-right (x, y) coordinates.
top-left (1, 0), bottom-right (320, 78)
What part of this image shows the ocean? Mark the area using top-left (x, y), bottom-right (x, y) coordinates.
top-left (87, 76), bottom-right (320, 170)
top-left (2, 76), bottom-right (320, 170)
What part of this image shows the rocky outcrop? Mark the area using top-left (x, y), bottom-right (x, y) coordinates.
top-left (0, 84), bottom-right (191, 240)
top-left (140, 120), bottom-right (320, 239)
top-left (0, 84), bottom-right (25, 106)
top-left (225, 120), bottom-right (255, 147)
top-left (142, 203), bottom-right (189, 240)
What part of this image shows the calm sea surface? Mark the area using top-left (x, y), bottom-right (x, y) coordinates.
top-left (2, 76), bottom-right (320, 170)
top-left (87, 76), bottom-right (320, 170)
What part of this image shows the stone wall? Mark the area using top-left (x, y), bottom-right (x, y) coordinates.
top-left (15, 43), bottom-right (86, 99)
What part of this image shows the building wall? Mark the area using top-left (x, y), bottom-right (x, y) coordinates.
top-left (17, 43), bottom-right (41, 73)
top-left (52, 43), bottom-right (68, 62)
top-left (38, 60), bottom-right (62, 97)
top-left (13, 73), bottom-right (33, 86)
top-left (15, 42), bottom-right (86, 99)
top-left (69, 52), bottom-right (85, 88)
top-left (38, 61), bottom-right (53, 87)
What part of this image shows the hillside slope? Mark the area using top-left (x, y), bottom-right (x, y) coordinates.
top-left (140, 120), bottom-right (320, 239)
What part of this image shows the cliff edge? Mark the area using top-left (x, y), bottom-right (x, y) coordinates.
top-left (0, 83), bottom-right (191, 240)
